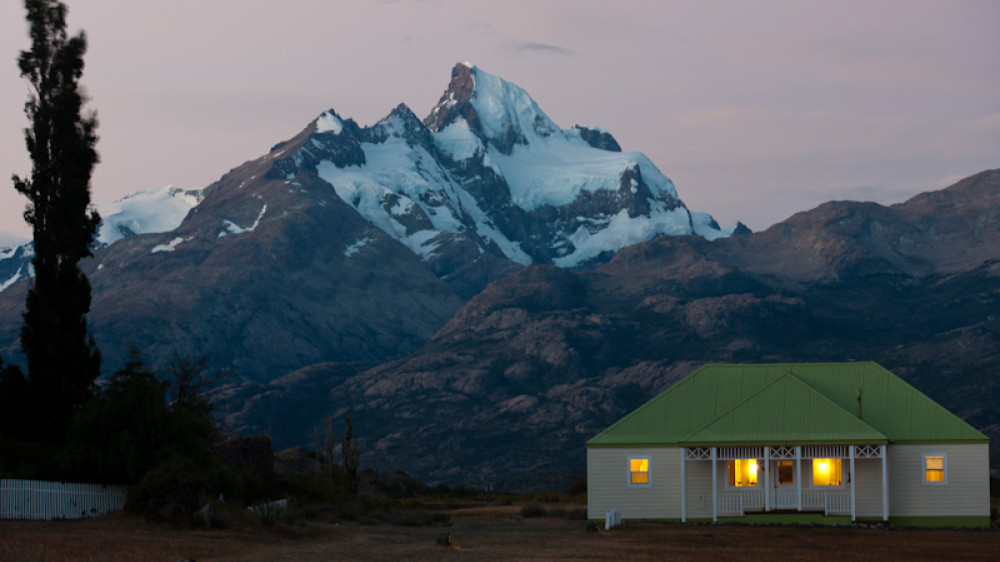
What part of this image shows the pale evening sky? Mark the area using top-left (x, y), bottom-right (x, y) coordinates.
top-left (1, 0), bottom-right (998, 247)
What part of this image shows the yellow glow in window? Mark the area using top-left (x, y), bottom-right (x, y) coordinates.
top-left (630, 458), bottom-right (649, 485)
top-left (728, 459), bottom-right (758, 487)
top-left (812, 458), bottom-right (842, 486)
top-left (925, 455), bottom-right (945, 483)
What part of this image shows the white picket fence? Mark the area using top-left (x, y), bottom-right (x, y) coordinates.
top-left (0, 479), bottom-right (127, 520)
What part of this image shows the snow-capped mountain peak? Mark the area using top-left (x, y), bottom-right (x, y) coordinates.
top-left (425, 63), bottom-right (558, 154)
top-left (262, 63), bottom-right (736, 271)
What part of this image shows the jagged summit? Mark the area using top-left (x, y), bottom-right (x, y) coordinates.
top-left (3, 63), bottom-right (737, 297)
top-left (424, 62), bottom-right (559, 154)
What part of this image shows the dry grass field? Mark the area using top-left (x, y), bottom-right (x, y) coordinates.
top-left (1, 504), bottom-right (998, 561)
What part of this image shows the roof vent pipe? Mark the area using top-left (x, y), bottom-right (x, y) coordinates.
top-left (856, 388), bottom-right (863, 419)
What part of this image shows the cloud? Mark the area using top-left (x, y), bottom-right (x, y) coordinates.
top-left (510, 42), bottom-right (576, 57)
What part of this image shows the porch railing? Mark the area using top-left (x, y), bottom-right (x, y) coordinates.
top-left (718, 489), bottom-right (851, 516)
top-left (772, 488), bottom-right (799, 509)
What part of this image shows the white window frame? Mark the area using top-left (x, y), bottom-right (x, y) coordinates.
top-left (627, 456), bottom-right (651, 488)
top-left (922, 452), bottom-right (948, 485)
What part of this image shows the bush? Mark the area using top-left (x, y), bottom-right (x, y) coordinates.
top-left (520, 504), bottom-right (547, 518)
top-left (126, 458), bottom-right (209, 520)
top-left (283, 472), bottom-right (341, 504)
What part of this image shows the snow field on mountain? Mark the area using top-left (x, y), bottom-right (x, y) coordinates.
top-left (690, 212), bottom-right (737, 241)
top-left (96, 186), bottom-right (203, 246)
top-left (317, 140), bottom-right (458, 260)
top-left (150, 237), bottom-right (185, 253)
top-left (316, 123), bottom-right (532, 264)
top-left (343, 237), bottom-right (372, 257)
top-left (219, 202), bottom-right (267, 237)
top-left (554, 206), bottom-right (692, 267)
top-left (1, 266), bottom-right (24, 292)
top-left (315, 111), bottom-right (343, 134)
top-left (468, 66), bottom-right (558, 142)
top-left (433, 120), bottom-right (481, 160)
top-left (488, 134), bottom-right (679, 212)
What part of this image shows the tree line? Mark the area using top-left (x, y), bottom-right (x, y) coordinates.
top-left (0, 2), bottom-right (365, 521)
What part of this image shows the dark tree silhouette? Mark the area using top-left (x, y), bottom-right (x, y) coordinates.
top-left (12, 0), bottom-right (101, 444)
top-left (341, 410), bottom-right (360, 495)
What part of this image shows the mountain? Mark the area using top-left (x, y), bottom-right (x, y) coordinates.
top-left (0, 63), bottom-right (732, 379)
top-left (0, 186), bottom-right (203, 293)
top-left (266, 62), bottom-right (734, 280)
top-left (216, 169), bottom-right (1000, 490)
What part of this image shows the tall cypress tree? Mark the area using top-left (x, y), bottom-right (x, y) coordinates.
top-left (12, 0), bottom-right (101, 444)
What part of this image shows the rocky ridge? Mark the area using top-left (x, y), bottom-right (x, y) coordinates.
top-left (217, 170), bottom-right (1000, 490)
top-left (0, 63), bottom-right (731, 380)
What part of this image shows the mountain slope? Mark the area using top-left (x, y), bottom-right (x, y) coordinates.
top-left (216, 170), bottom-right (1000, 490)
top-left (1, 63), bottom-right (733, 380)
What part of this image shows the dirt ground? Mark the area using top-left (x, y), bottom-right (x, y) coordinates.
top-left (1, 504), bottom-right (998, 561)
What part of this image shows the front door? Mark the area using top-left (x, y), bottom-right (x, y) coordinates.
top-left (772, 460), bottom-right (797, 509)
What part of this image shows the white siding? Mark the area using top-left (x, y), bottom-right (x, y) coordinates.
top-left (587, 447), bottom-right (680, 519)
top-left (887, 444), bottom-right (989, 517)
top-left (685, 458), bottom-right (714, 519)
top-left (853, 458), bottom-right (886, 519)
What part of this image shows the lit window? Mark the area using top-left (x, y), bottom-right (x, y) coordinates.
top-left (923, 454), bottom-right (947, 485)
top-left (777, 460), bottom-right (794, 485)
top-left (727, 459), bottom-right (759, 487)
top-left (812, 458), bottom-right (842, 486)
top-left (629, 458), bottom-right (650, 486)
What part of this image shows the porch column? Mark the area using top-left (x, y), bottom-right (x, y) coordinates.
top-left (711, 447), bottom-right (717, 523)
top-left (795, 445), bottom-right (802, 511)
top-left (764, 446), bottom-right (770, 512)
top-left (680, 448), bottom-right (687, 523)
top-left (881, 444), bottom-right (888, 521)
top-left (849, 446), bottom-right (856, 522)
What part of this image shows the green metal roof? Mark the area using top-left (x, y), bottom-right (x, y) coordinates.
top-left (587, 362), bottom-right (988, 447)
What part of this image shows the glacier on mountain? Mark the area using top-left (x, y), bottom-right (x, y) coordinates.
top-left (96, 185), bottom-right (203, 246)
top-left (0, 185), bottom-right (203, 292)
top-left (290, 63), bottom-right (735, 269)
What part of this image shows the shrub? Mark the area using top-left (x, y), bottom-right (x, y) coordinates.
top-left (126, 458), bottom-right (208, 520)
top-left (283, 472), bottom-right (340, 504)
top-left (520, 504), bottom-right (547, 518)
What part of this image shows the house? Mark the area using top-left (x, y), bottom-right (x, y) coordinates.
top-left (586, 363), bottom-right (990, 528)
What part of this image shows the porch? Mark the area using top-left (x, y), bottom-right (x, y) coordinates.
top-left (715, 488), bottom-right (852, 516)
top-left (681, 445), bottom-right (888, 523)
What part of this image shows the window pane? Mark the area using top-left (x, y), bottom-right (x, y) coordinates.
top-left (925, 456), bottom-right (944, 470)
top-left (732, 459), bottom-right (758, 487)
top-left (629, 458), bottom-right (649, 485)
top-left (925, 470), bottom-right (944, 483)
top-left (778, 461), bottom-right (794, 485)
top-left (812, 458), bottom-right (842, 486)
